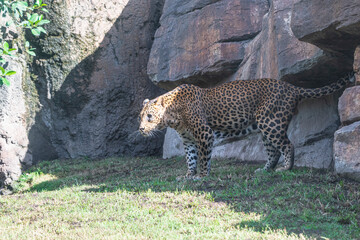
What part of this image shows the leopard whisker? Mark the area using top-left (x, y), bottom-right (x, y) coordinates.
top-left (153, 130), bottom-right (161, 137)
top-left (128, 130), bottom-right (141, 142)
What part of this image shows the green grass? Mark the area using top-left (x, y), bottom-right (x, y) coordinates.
top-left (1, 157), bottom-right (359, 240)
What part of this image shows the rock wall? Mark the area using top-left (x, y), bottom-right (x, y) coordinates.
top-left (149, 0), bottom-right (360, 171)
top-left (0, 15), bottom-right (33, 189)
top-left (1, 0), bottom-right (165, 189)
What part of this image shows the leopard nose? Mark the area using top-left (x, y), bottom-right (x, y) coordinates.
top-left (139, 127), bottom-right (145, 132)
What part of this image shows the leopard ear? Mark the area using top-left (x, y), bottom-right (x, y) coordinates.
top-left (158, 96), bottom-right (165, 107)
top-left (143, 99), bottom-right (149, 106)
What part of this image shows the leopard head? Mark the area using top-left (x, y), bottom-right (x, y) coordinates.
top-left (139, 96), bottom-right (167, 137)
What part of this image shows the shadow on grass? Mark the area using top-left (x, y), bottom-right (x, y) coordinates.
top-left (22, 157), bottom-right (360, 240)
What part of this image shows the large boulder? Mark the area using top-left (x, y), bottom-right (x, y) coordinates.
top-left (148, 0), bottom-right (270, 89)
top-left (163, 128), bottom-right (268, 162)
top-left (334, 121), bottom-right (360, 181)
top-left (290, 0), bottom-right (360, 84)
top-left (338, 86), bottom-right (360, 125)
top-left (288, 96), bottom-right (340, 168)
top-left (291, 0), bottom-right (360, 56)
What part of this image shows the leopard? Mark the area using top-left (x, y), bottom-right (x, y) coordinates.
top-left (139, 77), bottom-right (352, 179)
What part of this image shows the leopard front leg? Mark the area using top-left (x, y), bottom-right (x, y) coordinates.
top-left (181, 137), bottom-right (198, 178)
top-left (194, 125), bottom-right (214, 178)
top-left (182, 102), bottom-right (214, 179)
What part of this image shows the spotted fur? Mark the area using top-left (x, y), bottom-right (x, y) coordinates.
top-left (139, 78), bottom-right (350, 178)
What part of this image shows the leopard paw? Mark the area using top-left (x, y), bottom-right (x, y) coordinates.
top-left (255, 167), bottom-right (274, 174)
top-left (176, 175), bottom-right (187, 181)
top-left (191, 175), bottom-right (202, 181)
top-left (275, 167), bottom-right (288, 172)
top-left (176, 173), bottom-right (197, 181)
top-left (255, 168), bottom-right (266, 174)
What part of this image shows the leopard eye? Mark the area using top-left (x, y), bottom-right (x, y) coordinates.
top-left (137, 116), bottom-right (141, 123)
top-left (147, 114), bottom-right (152, 122)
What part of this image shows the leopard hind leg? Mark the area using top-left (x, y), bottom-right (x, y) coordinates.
top-left (259, 136), bottom-right (282, 172)
top-left (257, 115), bottom-right (295, 172)
top-left (275, 138), bottom-right (294, 171)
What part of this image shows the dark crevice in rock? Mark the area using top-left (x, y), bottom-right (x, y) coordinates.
top-left (175, 0), bottom-right (222, 16)
top-left (299, 22), bottom-right (360, 58)
top-left (161, 0), bottom-right (222, 20)
top-left (156, 63), bottom-right (240, 90)
top-left (216, 32), bottom-right (260, 43)
top-left (281, 53), bottom-right (354, 88)
top-left (299, 126), bottom-right (338, 147)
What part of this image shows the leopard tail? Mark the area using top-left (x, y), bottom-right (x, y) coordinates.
top-left (295, 74), bottom-right (354, 101)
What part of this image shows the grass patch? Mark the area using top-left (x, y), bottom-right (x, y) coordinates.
top-left (1, 157), bottom-right (359, 239)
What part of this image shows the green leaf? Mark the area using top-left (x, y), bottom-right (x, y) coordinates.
top-left (31, 28), bottom-right (41, 36)
top-left (17, 1), bottom-right (28, 9)
top-left (29, 13), bottom-right (39, 23)
top-left (25, 41), bottom-right (30, 48)
top-left (34, 15), bottom-right (44, 26)
top-left (3, 42), bottom-right (9, 52)
top-left (5, 70), bottom-right (16, 76)
top-left (41, 7), bottom-right (48, 13)
top-left (0, 66), bottom-right (5, 75)
top-left (1, 77), bottom-right (10, 86)
top-left (19, 20), bottom-right (29, 27)
top-left (37, 26), bottom-right (47, 34)
top-left (26, 50), bottom-right (36, 56)
top-left (11, 1), bottom-right (28, 16)
top-left (38, 19), bottom-right (50, 25)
